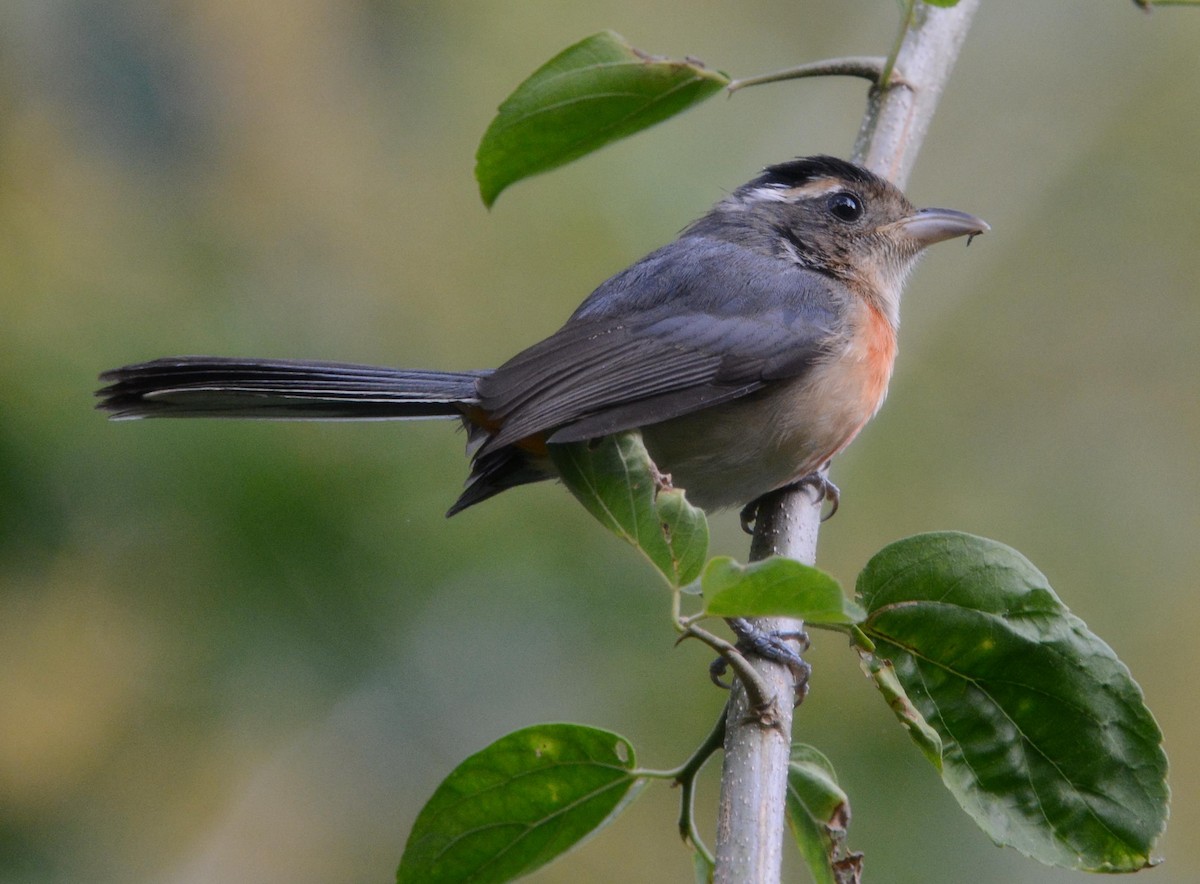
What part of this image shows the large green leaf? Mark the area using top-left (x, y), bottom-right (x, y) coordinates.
top-left (550, 432), bottom-right (708, 587)
top-left (784, 744), bottom-right (860, 884)
top-left (858, 532), bottom-right (1168, 872)
top-left (476, 31), bottom-right (729, 206)
top-left (398, 724), bottom-right (641, 883)
top-left (702, 556), bottom-right (865, 624)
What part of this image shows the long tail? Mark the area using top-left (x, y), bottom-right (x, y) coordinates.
top-left (96, 356), bottom-right (488, 420)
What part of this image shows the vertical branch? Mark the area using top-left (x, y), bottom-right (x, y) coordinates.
top-left (713, 486), bottom-right (818, 882)
top-left (713, 2), bottom-right (981, 882)
top-left (853, 0), bottom-right (980, 185)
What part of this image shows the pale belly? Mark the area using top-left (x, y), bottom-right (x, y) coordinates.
top-left (640, 335), bottom-right (894, 510)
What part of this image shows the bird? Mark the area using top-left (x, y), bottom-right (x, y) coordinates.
top-left (97, 155), bottom-right (987, 522)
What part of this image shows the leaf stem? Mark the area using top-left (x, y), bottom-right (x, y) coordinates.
top-left (727, 56), bottom-right (901, 93)
top-left (848, 625), bottom-right (876, 653)
top-left (677, 709), bottom-right (725, 864)
top-left (638, 704), bottom-right (728, 865)
top-left (879, 0), bottom-right (916, 89)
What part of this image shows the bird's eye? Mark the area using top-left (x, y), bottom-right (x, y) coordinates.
top-left (827, 192), bottom-right (864, 222)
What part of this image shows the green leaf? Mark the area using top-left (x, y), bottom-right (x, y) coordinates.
top-left (785, 744), bottom-right (861, 884)
top-left (691, 849), bottom-right (714, 884)
top-left (922, 0), bottom-right (963, 7)
top-left (398, 724), bottom-right (641, 883)
top-left (550, 432), bottom-right (709, 587)
top-left (858, 532), bottom-right (1168, 872)
top-left (476, 31), bottom-right (729, 206)
top-left (701, 556), bottom-right (865, 624)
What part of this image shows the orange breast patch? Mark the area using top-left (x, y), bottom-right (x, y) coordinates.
top-left (861, 301), bottom-right (898, 414)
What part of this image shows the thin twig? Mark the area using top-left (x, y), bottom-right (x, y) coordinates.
top-left (675, 707), bottom-right (727, 863)
top-left (727, 56), bottom-right (899, 93)
top-left (677, 622), bottom-right (775, 713)
top-left (879, 0), bottom-right (916, 88)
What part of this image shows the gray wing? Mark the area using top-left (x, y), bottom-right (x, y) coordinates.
top-left (477, 236), bottom-right (846, 453)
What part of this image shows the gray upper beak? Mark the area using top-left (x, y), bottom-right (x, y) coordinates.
top-left (896, 208), bottom-right (990, 247)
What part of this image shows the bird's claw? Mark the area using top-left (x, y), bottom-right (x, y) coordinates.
top-left (711, 618), bottom-right (812, 704)
top-left (810, 474), bottom-right (840, 522)
top-left (739, 472), bottom-right (841, 534)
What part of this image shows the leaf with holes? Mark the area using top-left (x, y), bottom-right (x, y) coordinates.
top-left (551, 432), bottom-right (708, 587)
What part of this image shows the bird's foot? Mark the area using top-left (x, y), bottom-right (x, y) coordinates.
top-left (710, 618), bottom-right (811, 704)
top-left (739, 472), bottom-right (841, 534)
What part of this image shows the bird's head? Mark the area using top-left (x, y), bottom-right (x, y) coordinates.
top-left (691, 155), bottom-right (988, 324)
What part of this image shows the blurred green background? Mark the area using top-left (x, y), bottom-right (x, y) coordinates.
top-left (2, 1), bottom-right (1197, 881)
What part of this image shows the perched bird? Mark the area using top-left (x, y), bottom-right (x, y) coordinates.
top-left (97, 156), bottom-right (986, 520)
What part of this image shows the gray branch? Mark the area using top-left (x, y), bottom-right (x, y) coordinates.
top-left (713, 2), bottom-right (981, 882)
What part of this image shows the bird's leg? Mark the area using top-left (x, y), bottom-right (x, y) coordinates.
top-left (710, 618), bottom-right (812, 704)
top-left (739, 470), bottom-right (841, 534)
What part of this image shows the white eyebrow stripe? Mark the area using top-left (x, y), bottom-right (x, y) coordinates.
top-left (744, 185), bottom-right (792, 202)
top-left (746, 177), bottom-right (846, 203)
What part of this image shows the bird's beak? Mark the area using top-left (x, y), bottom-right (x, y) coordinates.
top-left (894, 208), bottom-right (990, 247)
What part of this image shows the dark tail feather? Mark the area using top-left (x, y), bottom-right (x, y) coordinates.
top-left (446, 446), bottom-right (552, 516)
top-left (96, 356), bottom-right (488, 420)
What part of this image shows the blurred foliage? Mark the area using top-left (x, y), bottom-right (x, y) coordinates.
top-left (1, 1), bottom-right (1197, 882)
